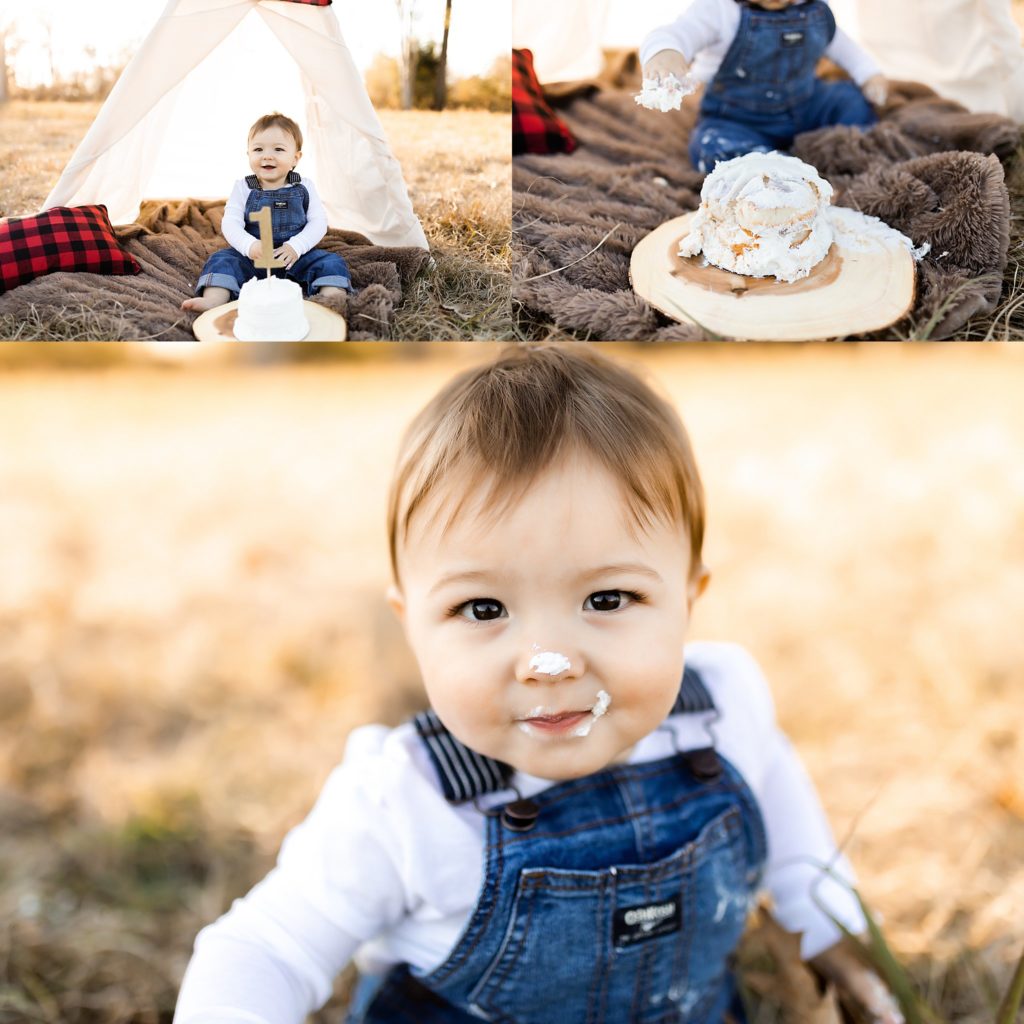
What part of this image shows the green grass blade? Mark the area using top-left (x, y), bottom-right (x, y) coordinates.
top-left (995, 944), bottom-right (1024, 1024)
top-left (810, 863), bottom-right (946, 1024)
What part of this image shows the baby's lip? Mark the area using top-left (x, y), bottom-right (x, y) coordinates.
top-left (515, 702), bottom-right (596, 722)
top-left (521, 711), bottom-right (585, 723)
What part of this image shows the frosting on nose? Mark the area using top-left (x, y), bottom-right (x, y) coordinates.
top-left (528, 651), bottom-right (571, 676)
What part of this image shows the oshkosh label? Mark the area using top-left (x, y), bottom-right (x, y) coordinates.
top-left (780, 31), bottom-right (805, 46)
top-left (612, 899), bottom-right (681, 947)
top-left (273, 201), bottom-right (289, 209)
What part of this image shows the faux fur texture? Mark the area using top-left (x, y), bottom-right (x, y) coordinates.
top-left (514, 81), bottom-right (1018, 340)
top-left (0, 199), bottom-right (430, 341)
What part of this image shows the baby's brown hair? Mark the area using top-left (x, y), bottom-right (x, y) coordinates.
top-left (388, 345), bottom-right (705, 582)
top-left (248, 112), bottom-right (303, 151)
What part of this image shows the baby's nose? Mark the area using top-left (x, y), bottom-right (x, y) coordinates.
top-left (517, 647), bottom-right (584, 683)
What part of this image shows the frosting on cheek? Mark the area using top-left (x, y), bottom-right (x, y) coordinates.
top-left (572, 689), bottom-right (611, 737)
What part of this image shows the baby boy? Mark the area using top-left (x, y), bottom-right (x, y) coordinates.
top-left (174, 345), bottom-right (903, 1024)
top-left (641, 0), bottom-right (889, 173)
top-left (182, 113), bottom-right (350, 313)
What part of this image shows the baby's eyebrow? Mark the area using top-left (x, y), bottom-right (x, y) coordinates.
top-left (428, 570), bottom-right (492, 596)
top-left (579, 563), bottom-right (663, 583)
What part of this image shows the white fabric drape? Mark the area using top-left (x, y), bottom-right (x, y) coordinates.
top-left (44, 0), bottom-right (428, 249)
top-left (513, 0), bottom-right (611, 83)
top-left (834, 0), bottom-right (1024, 120)
top-left (512, 0), bottom-right (682, 83)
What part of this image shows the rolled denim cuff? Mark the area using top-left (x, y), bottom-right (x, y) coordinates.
top-left (309, 274), bottom-right (351, 294)
top-left (196, 271), bottom-right (242, 297)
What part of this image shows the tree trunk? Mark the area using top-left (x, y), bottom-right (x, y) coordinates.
top-left (396, 0), bottom-right (416, 110)
top-left (0, 28), bottom-right (9, 104)
top-left (433, 0), bottom-right (452, 111)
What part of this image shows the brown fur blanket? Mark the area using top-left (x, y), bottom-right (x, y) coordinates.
top-left (0, 199), bottom-right (430, 341)
top-left (514, 79), bottom-right (1019, 340)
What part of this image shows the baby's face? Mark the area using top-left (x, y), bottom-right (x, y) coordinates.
top-left (247, 126), bottom-right (301, 188)
top-left (391, 455), bottom-right (704, 781)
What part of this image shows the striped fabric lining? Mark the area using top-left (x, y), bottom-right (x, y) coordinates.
top-left (671, 665), bottom-right (717, 715)
top-left (245, 170), bottom-right (302, 190)
top-left (414, 667), bottom-right (717, 803)
top-left (413, 710), bottom-right (513, 803)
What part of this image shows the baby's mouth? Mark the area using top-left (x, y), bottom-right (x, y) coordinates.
top-left (515, 691), bottom-right (611, 738)
top-left (517, 710), bottom-right (591, 735)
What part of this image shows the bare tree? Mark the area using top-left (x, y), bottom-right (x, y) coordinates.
top-left (43, 18), bottom-right (57, 90)
top-left (394, 0), bottom-right (418, 110)
top-left (0, 11), bottom-right (17, 103)
top-left (433, 0), bottom-right (452, 111)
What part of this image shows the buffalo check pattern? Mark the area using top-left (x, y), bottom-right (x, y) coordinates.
top-left (0, 205), bottom-right (140, 294)
top-left (513, 49), bottom-right (578, 156)
top-left (282, 0), bottom-right (332, 5)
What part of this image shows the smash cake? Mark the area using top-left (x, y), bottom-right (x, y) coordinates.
top-left (678, 152), bottom-right (835, 283)
top-left (679, 151), bottom-right (928, 285)
top-left (233, 276), bottom-right (310, 341)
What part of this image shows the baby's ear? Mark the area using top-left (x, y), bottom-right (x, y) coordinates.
top-left (386, 583), bottom-right (406, 625)
top-left (687, 565), bottom-right (711, 611)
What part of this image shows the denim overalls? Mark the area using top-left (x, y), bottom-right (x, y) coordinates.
top-left (689, 0), bottom-right (876, 173)
top-left (196, 171), bottom-right (351, 297)
top-left (347, 667), bottom-right (768, 1024)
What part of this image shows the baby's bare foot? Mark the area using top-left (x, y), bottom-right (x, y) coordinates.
top-left (181, 294), bottom-right (222, 312)
top-left (182, 286), bottom-right (232, 312)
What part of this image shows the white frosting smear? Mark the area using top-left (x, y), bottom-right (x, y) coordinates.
top-left (572, 689), bottom-right (612, 737)
top-left (827, 205), bottom-right (930, 262)
top-left (678, 151), bottom-right (834, 283)
top-left (529, 651), bottom-right (571, 676)
top-left (635, 73), bottom-right (697, 112)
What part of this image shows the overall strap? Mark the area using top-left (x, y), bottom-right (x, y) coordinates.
top-left (244, 170), bottom-right (303, 190)
top-left (414, 665), bottom-right (717, 804)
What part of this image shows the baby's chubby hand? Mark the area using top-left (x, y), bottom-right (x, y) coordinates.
top-left (862, 73), bottom-right (890, 107)
top-left (643, 49), bottom-right (691, 85)
top-left (274, 243), bottom-right (299, 269)
top-left (248, 240), bottom-right (263, 260)
top-left (811, 940), bottom-right (904, 1024)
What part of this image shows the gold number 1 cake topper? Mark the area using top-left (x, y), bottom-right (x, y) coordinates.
top-left (249, 207), bottom-right (287, 278)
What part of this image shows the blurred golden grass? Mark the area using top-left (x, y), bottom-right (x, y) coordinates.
top-left (1, 345), bottom-right (1023, 1020)
top-left (0, 103), bottom-right (512, 341)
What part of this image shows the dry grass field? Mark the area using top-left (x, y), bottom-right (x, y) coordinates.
top-left (0, 102), bottom-right (512, 341)
top-left (0, 344), bottom-right (1022, 1022)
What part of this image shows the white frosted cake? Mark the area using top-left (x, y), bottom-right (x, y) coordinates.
top-left (233, 276), bottom-right (309, 341)
top-left (678, 152), bottom-right (834, 283)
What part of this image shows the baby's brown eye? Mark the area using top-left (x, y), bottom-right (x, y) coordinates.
top-left (586, 591), bottom-right (623, 612)
top-left (458, 599), bottom-right (505, 622)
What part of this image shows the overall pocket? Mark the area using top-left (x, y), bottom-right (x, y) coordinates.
top-left (467, 806), bottom-right (750, 1024)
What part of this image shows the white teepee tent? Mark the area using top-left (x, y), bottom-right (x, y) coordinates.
top-left (44, 0), bottom-right (428, 249)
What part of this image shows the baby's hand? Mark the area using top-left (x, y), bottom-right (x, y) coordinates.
top-left (643, 49), bottom-right (691, 85)
top-left (274, 243), bottom-right (299, 269)
top-left (811, 940), bottom-right (904, 1024)
top-left (248, 240), bottom-right (262, 260)
top-left (862, 73), bottom-right (890, 107)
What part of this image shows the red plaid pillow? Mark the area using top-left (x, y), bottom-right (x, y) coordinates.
top-left (0, 204), bottom-right (140, 294)
top-left (281, 0), bottom-right (332, 5)
top-left (513, 49), bottom-right (578, 156)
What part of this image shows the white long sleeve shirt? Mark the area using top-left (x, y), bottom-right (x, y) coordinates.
top-left (639, 0), bottom-right (881, 86)
top-left (221, 176), bottom-right (329, 260)
top-left (174, 642), bottom-right (867, 1024)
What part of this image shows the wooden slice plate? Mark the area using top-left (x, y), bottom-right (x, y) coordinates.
top-left (192, 299), bottom-right (347, 342)
top-left (630, 211), bottom-right (915, 341)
